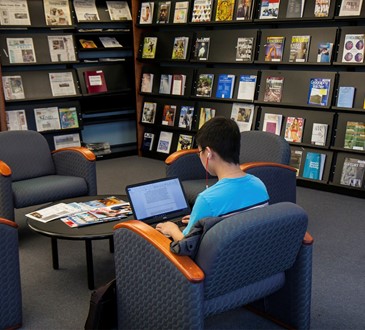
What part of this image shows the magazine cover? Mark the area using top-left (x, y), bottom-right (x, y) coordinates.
top-left (59, 107), bottom-right (79, 129)
top-left (194, 37), bottom-right (210, 60)
top-left (314, 0), bottom-right (330, 17)
top-left (173, 1), bottom-right (189, 23)
top-left (236, 0), bottom-right (253, 20)
top-left (264, 36), bottom-right (285, 61)
top-left (142, 37), bottom-right (158, 59)
top-left (141, 102), bottom-right (157, 123)
top-left (178, 105), bottom-right (194, 129)
top-left (307, 78), bottom-right (331, 106)
top-left (264, 76), bottom-right (284, 102)
top-left (191, 0), bottom-right (212, 22)
top-left (162, 105), bottom-right (176, 126)
top-left (230, 103), bottom-right (254, 132)
top-left (260, 0), bottom-right (280, 18)
top-left (215, 0), bottom-right (235, 21)
top-left (344, 121), bottom-right (365, 150)
top-left (171, 36), bottom-right (189, 60)
top-left (284, 117), bottom-right (305, 142)
top-left (156, 1), bottom-right (171, 23)
top-left (289, 35), bottom-right (310, 62)
top-left (342, 34), bottom-right (365, 63)
top-left (235, 37), bottom-right (254, 62)
top-left (317, 42), bottom-right (333, 63)
top-left (340, 157), bottom-right (365, 187)
top-left (140, 2), bottom-right (154, 24)
top-left (176, 134), bottom-right (193, 150)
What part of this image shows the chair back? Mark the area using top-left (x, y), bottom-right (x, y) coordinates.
top-left (194, 202), bottom-right (307, 301)
top-left (0, 131), bottom-right (55, 181)
top-left (239, 131), bottom-right (291, 165)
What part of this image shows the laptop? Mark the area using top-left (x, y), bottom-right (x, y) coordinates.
top-left (125, 177), bottom-right (191, 227)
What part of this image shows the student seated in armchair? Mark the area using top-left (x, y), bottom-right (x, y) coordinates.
top-left (156, 116), bottom-right (269, 241)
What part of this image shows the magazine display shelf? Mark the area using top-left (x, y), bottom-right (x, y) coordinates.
top-left (131, 0), bottom-right (365, 196)
top-left (0, 0), bottom-right (136, 158)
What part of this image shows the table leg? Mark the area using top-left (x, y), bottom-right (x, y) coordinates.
top-left (109, 237), bottom-right (114, 253)
top-left (51, 237), bottom-right (59, 269)
top-left (85, 240), bottom-right (95, 290)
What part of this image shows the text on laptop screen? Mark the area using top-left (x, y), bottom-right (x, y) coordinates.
top-left (126, 178), bottom-right (189, 221)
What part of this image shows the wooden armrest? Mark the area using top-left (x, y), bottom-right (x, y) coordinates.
top-left (0, 218), bottom-right (18, 229)
top-left (52, 147), bottom-right (96, 161)
top-left (240, 162), bottom-right (297, 173)
top-left (114, 220), bottom-right (205, 283)
top-left (303, 232), bottom-right (313, 245)
top-left (165, 148), bottom-right (199, 165)
top-left (0, 160), bottom-right (11, 176)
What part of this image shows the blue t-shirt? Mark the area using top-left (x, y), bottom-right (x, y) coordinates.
top-left (182, 174), bottom-right (269, 236)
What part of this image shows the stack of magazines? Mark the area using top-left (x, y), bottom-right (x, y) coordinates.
top-left (26, 196), bottom-right (132, 228)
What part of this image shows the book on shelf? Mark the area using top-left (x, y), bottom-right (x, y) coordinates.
top-left (230, 103), bottom-right (255, 132)
top-left (2, 75), bottom-right (25, 100)
top-left (262, 113), bottom-right (283, 135)
top-left (290, 149), bottom-right (303, 176)
top-left (286, 0), bottom-right (305, 18)
top-left (191, 0), bottom-right (212, 22)
top-left (142, 37), bottom-right (158, 59)
top-left (259, 0), bottom-right (280, 19)
top-left (162, 105), bottom-right (177, 126)
top-left (73, 0), bottom-right (100, 21)
top-left (342, 34), bottom-right (365, 63)
top-left (106, 1), bottom-right (132, 20)
top-left (83, 142), bottom-right (111, 156)
top-left (59, 107), bottom-right (79, 129)
top-left (171, 36), bottom-right (189, 60)
top-left (311, 123), bottom-right (328, 146)
top-left (337, 86), bottom-right (356, 108)
top-left (173, 1), bottom-right (189, 23)
top-left (156, 1), bottom-right (171, 23)
top-left (79, 39), bottom-right (97, 48)
top-left (344, 121), bottom-right (365, 150)
top-left (48, 35), bottom-right (76, 62)
top-left (142, 132), bottom-right (155, 151)
top-left (196, 73), bottom-right (214, 97)
top-left (284, 117), bottom-right (305, 142)
top-left (302, 152), bottom-right (326, 181)
top-left (178, 106), bottom-right (194, 130)
top-left (53, 133), bottom-right (81, 150)
top-left (215, 74), bottom-right (235, 99)
top-left (199, 107), bottom-right (216, 129)
top-left (215, 0), bottom-right (235, 21)
top-left (157, 131), bottom-right (173, 154)
top-left (289, 35), bottom-right (311, 62)
top-left (99, 37), bottom-right (122, 48)
top-left (159, 74), bottom-right (172, 94)
top-left (171, 74), bottom-right (186, 95)
top-left (314, 0), bottom-right (330, 17)
top-left (84, 70), bottom-right (107, 94)
top-left (237, 74), bottom-right (257, 101)
top-left (140, 73), bottom-right (154, 94)
top-left (177, 134), bottom-right (194, 151)
top-left (339, 0), bottom-right (363, 16)
top-left (141, 102), bottom-right (157, 124)
top-left (264, 36), bottom-right (285, 62)
top-left (264, 76), bottom-right (284, 103)
top-left (6, 109), bottom-right (27, 131)
top-left (49, 72), bottom-right (77, 97)
top-left (34, 107), bottom-right (61, 132)
top-left (236, 0), bottom-right (253, 20)
top-left (317, 42), bottom-right (333, 63)
top-left (340, 157), bottom-right (365, 187)
top-left (0, 0), bottom-right (31, 25)
top-left (43, 0), bottom-right (72, 26)
top-left (139, 2), bottom-right (154, 24)
top-left (235, 37), bottom-right (254, 62)
top-left (193, 37), bottom-right (210, 61)
top-left (6, 37), bottom-right (36, 64)
top-left (307, 78), bottom-right (331, 106)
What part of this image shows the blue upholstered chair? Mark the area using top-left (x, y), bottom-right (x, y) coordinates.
top-left (113, 202), bottom-right (313, 330)
top-left (0, 130), bottom-right (97, 221)
top-left (0, 218), bottom-right (22, 329)
top-left (166, 130), bottom-right (296, 205)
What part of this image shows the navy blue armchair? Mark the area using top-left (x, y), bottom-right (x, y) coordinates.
top-left (113, 202), bottom-right (313, 330)
top-left (0, 130), bottom-right (97, 221)
top-left (166, 130), bottom-right (296, 206)
top-left (0, 218), bottom-right (22, 329)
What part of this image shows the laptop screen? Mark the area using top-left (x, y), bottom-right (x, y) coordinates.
top-left (125, 177), bottom-right (191, 224)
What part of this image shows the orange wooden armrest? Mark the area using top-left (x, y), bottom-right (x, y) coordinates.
top-left (303, 232), bottom-right (313, 245)
top-left (0, 160), bottom-right (11, 176)
top-left (240, 162), bottom-right (297, 173)
top-left (165, 148), bottom-right (199, 165)
top-left (52, 147), bottom-right (96, 161)
top-left (114, 220), bottom-right (205, 283)
top-left (0, 218), bottom-right (18, 229)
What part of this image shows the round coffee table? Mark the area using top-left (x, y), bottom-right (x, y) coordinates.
top-left (27, 195), bottom-right (132, 290)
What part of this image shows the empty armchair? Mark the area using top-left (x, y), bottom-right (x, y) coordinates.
top-left (166, 130), bottom-right (296, 205)
top-left (113, 202), bottom-right (313, 330)
top-left (0, 218), bottom-right (22, 329)
top-left (0, 130), bottom-right (97, 221)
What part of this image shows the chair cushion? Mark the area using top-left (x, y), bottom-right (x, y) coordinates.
top-left (12, 175), bottom-right (88, 208)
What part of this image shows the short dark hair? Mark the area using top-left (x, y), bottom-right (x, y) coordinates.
top-left (195, 116), bottom-right (240, 164)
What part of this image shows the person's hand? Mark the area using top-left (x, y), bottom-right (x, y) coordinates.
top-left (155, 221), bottom-right (184, 241)
top-left (181, 215), bottom-right (190, 224)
